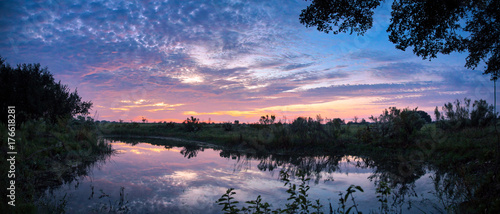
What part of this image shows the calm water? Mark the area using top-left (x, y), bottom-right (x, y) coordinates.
top-left (44, 138), bottom-right (446, 213)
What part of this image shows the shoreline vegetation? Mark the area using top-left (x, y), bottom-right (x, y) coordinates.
top-left (0, 117), bottom-right (114, 213)
top-left (97, 99), bottom-right (500, 213)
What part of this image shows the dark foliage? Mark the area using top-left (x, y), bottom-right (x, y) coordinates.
top-left (0, 57), bottom-right (92, 124)
top-left (368, 107), bottom-right (425, 145)
top-left (436, 98), bottom-right (496, 129)
top-left (183, 116), bottom-right (202, 132)
top-left (290, 117), bottom-right (324, 144)
top-left (300, 0), bottom-right (499, 79)
top-left (416, 110), bottom-right (432, 123)
top-left (222, 122), bottom-right (233, 131)
top-left (259, 115), bottom-right (276, 125)
top-left (300, 0), bottom-right (381, 35)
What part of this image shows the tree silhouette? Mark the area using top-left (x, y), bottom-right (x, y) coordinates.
top-left (416, 110), bottom-right (432, 123)
top-left (0, 56), bottom-right (92, 124)
top-left (300, 0), bottom-right (499, 79)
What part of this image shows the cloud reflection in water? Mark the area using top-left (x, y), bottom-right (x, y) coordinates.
top-left (52, 140), bottom-right (436, 213)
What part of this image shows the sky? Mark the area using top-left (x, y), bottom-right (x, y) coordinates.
top-left (0, 0), bottom-right (497, 123)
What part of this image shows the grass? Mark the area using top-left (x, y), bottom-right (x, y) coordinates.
top-left (99, 121), bottom-right (363, 154)
top-left (0, 118), bottom-right (114, 213)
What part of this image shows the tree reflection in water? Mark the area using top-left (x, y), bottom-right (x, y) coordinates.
top-left (35, 141), bottom-right (115, 212)
top-left (108, 137), bottom-right (492, 212)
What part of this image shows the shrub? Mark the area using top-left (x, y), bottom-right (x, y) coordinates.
top-left (222, 122), bottom-right (233, 131)
top-left (393, 108), bottom-right (425, 144)
top-left (183, 116), bottom-right (202, 132)
top-left (440, 98), bottom-right (471, 129)
top-left (416, 110), bottom-right (432, 123)
top-left (290, 117), bottom-right (324, 145)
top-left (369, 107), bottom-right (425, 145)
top-left (259, 115), bottom-right (276, 125)
top-left (470, 99), bottom-right (496, 127)
top-left (435, 98), bottom-right (496, 129)
top-left (164, 121), bottom-right (176, 129)
top-left (326, 118), bottom-right (345, 139)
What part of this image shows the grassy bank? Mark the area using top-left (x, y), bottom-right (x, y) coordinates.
top-left (0, 117), bottom-right (114, 213)
top-left (99, 121), bottom-right (363, 154)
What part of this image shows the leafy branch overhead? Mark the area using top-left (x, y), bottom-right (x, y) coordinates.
top-left (300, 0), bottom-right (500, 79)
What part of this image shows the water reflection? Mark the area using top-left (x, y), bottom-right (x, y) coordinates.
top-left (45, 138), bottom-right (466, 213)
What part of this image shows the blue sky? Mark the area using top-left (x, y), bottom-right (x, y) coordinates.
top-left (0, 0), bottom-right (496, 122)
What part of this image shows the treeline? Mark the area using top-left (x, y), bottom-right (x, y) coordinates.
top-left (102, 97), bottom-right (497, 152)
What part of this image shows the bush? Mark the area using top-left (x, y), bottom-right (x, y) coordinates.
top-left (416, 110), bottom-right (432, 123)
top-left (222, 122), bottom-right (233, 131)
top-left (164, 121), bottom-right (176, 129)
top-left (394, 108), bottom-right (425, 143)
top-left (369, 107), bottom-right (425, 145)
top-left (435, 98), bottom-right (496, 130)
top-left (471, 99), bottom-right (496, 127)
top-left (290, 117), bottom-right (324, 145)
top-left (326, 118), bottom-right (345, 139)
top-left (259, 115), bottom-right (276, 125)
top-left (183, 116), bottom-right (202, 132)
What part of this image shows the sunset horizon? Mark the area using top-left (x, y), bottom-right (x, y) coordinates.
top-left (1, 0), bottom-right (496, 123)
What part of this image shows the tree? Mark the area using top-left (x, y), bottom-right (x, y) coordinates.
top-left (300, 0), bottom-right (499, 79)
top-left (259, 115), bottom-right (276, 125)
top-left (0, 57), bottom-right (92, 124)
top-left (369, 107), bottom-right (425, 144)
top-left (435, 98), bottom-right (496, 129)
top-left (183, 116), bottom-right (202, 132)
top-left (416, 110), bottom-right (432, 123)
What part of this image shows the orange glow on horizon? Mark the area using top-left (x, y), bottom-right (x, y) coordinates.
top-left (173, 96), bottom-right (391, 122)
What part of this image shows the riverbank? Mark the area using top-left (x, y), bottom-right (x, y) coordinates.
top-left (0, 118), bottom-right (114, 213)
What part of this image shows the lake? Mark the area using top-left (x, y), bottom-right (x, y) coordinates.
top-left (42, 138), bottom-right (450, 213)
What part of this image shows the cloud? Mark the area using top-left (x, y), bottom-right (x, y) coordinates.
top-left (1, 0), bottom-right (491, 122)
top-left (372, 62), bottom-right (430, 80)
top-left (281, 62), bottom-right (314, 71)
top-left (349, 49), bottom-right (411, 62)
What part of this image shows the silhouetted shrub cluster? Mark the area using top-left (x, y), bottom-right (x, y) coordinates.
top-left (325, 118), bottom-right (346, 139)
top-left (183, 116), bottom-right (202, 132)
top-left (367, 107), bottom-right (426, 145)
top-left (222, 122), bottom-right (233, 131)
top-left (289, 116), bottom-right (325, 145)
top-left (242, 115), bottom-right (349, 150)
top-left (163, 121), bottom-right (176, 129)
top-left (435, 98), bottom-right (496, 130)
top-left (259, 115), bottom-right (276, 125)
